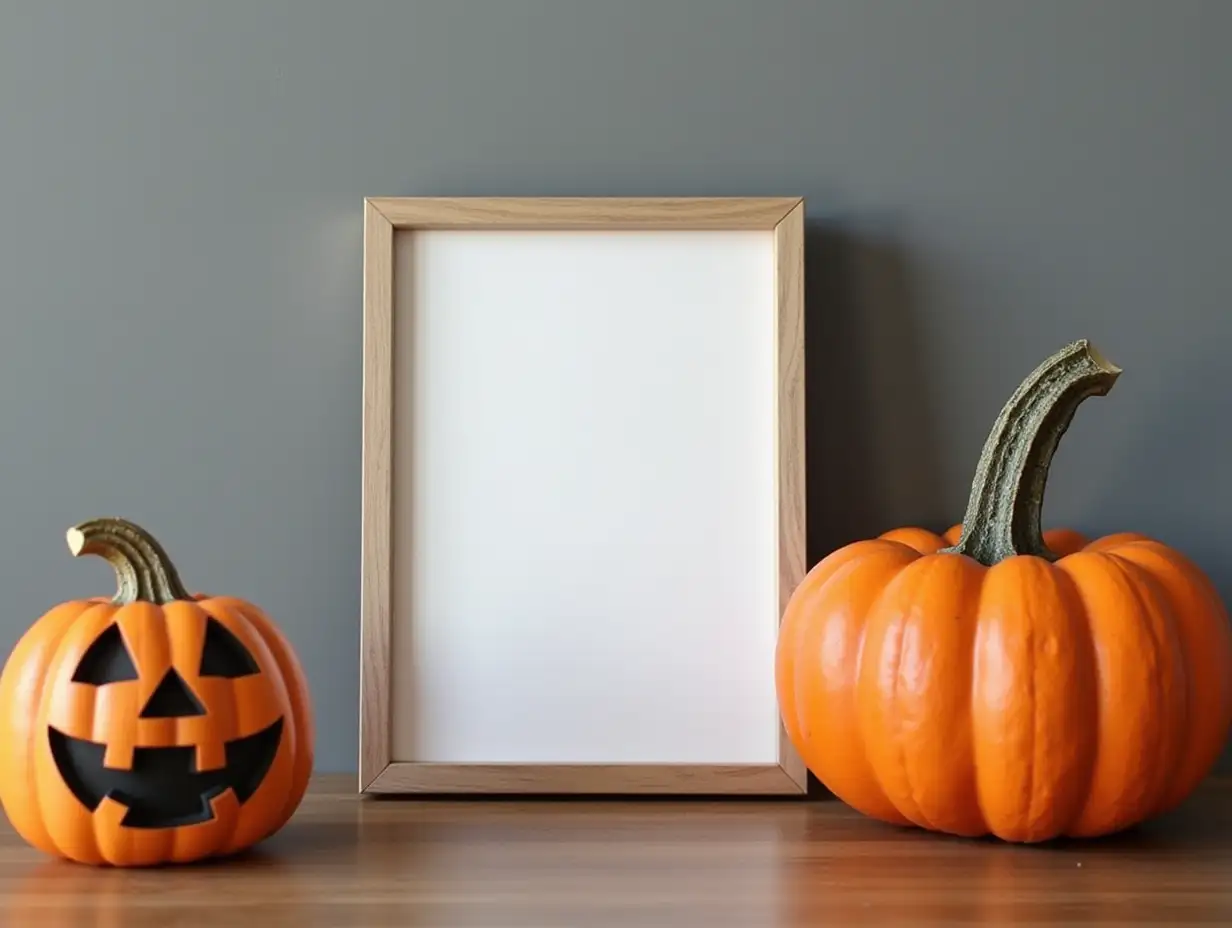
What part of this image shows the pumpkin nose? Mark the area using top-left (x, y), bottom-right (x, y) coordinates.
top-left (139, 668), bottom-right (206, 719)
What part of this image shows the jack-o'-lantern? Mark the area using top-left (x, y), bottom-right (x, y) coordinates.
top-left (0, 518), bottom-right (314, 866)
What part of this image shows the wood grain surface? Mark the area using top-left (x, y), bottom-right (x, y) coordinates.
top-left (359, 198), bottom-right (393, 792)
top-left (1, 774), bottom-right (1230, 926)
top-left (365, 196), bottom-right (801, 229)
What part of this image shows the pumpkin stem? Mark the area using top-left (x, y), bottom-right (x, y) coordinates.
top-left (65, 518), bottom-right (191, 606)
top-left (942, 340), bottom-right (1121, 566)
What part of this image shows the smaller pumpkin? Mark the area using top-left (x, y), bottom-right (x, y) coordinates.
top-left (0, 518), bottom-right (314, 866)
top-left (777, 340), bottom-right (1232, 843)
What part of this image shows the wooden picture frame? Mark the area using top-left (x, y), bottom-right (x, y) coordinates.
top-left (359, 197), bottom-right (807, 795)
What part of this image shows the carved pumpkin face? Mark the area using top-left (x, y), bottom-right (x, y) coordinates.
top-left (0, 520), bottom-right (313, 867)
top-left (47, 603), bottom-right (287, 831)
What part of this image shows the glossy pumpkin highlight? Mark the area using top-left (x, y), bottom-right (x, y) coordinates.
top-left (776, 341), bottom-right (1232, 842)
top-left (0, 518), bottom-right (314, 866)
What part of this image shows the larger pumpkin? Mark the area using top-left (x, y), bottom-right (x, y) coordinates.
top-left (0, 518), bottom-right (314, 866)
top-left (776, 340), bottom-right (1232, 842)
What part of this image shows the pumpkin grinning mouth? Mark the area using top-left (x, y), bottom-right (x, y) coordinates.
top-left (47, 717), bottom-right (283, 829)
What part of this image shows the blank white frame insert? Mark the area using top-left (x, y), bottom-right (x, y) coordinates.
top-left (359, 197), bottom-right (807, 795)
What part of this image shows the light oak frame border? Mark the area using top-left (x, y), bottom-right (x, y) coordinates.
top-left (359, 197), bottom-right (808, 796)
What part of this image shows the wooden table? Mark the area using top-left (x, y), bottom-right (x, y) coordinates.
top-left (1, 774), bottom-right (1229, 926)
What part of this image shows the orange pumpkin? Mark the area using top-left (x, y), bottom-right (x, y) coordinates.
top-left (0, 518), bottom-right (313, 866)
top-left (776, 340), bottom-right (1232, 842)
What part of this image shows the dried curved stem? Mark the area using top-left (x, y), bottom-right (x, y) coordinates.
top-left (66, 517), bottom-right (191, 605)
top-left (943, 340), bottom-right (1121, 566)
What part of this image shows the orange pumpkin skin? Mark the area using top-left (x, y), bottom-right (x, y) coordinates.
top-left (778, 531), bottom-right (1232, 842)
top-left (878, 525), bottom-right (1089, 557)
top-left (777, 342), bottom-right (1232, 842)
top-left (0, 521), bottom-right (313, 867)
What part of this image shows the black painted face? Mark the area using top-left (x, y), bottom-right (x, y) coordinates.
top-left (49, 617), bottom-right (283, 828)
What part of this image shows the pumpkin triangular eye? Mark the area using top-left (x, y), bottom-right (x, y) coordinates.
top-left (72, 624), bottom-right (139, 685)
top-left (199, 617), bottom-right (260, 678)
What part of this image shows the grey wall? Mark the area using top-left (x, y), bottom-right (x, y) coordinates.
top-left (1, 0), bottom-right (1230, 774)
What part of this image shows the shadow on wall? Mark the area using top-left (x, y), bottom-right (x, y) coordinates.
top-left (799, 222), bottom-right (950, 797)
top-left (803, 221), bottom-right (948, 566)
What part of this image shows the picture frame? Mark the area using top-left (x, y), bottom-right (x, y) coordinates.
top-left (359, 197), bottom-right (807, 795)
